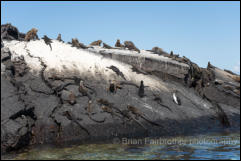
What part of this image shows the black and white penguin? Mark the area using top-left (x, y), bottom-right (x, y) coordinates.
top-left (172, 90), bottom-right (181, 105)
top-left (138, 80), bottom-right (145, 98)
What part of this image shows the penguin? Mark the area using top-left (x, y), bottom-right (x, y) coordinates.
top-left (172, 90), bottom-right (181, 105)
top-left (170, 51), bottom-right (174, 57)
top-left (138, 80), bottom-right (145, 98)
top-left (109, 80), bottom-right (116, 93)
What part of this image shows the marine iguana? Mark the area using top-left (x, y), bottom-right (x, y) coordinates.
top-left (62, 110), bottom-right (90, 135)
top-left (120, 109), bottom-right (147, 131)
top-left (101, 105), bottom-right (122, 118)
top-left (103, 43), bottom-right (113, 49)
top-left (85, 100), bottom-right (106, 123)
top-left (42, 35), bottom-right (52, 50)
top-left (152, 93), bottom-right (172, 112)
top-left (107, 65), bottom-right (126, 80)
top-left (90, 40), bottom-right (102, 46)
top-left (108, 80), bottom-right (123, 93)
top-left (124, 41), bottom-right (140, 53)
top-left (115, 39), bottom-right (125, 48)
top-left (127, 105), bottom-right (161, 127)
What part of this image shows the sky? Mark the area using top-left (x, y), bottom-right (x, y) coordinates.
top-left (1, 1), bottom-right (240, 74)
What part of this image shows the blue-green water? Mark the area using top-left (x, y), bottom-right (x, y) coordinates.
top-left (2, 133), bottom-right (240, 160)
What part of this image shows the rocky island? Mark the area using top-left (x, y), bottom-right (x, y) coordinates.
top-left (1, 24), bottom-right (240, 154)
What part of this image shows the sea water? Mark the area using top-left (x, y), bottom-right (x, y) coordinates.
top-left (2, 132), bottom-right (240, 160)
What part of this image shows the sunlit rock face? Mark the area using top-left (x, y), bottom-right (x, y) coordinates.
top-left (1, 33), bottom-right (240, 154)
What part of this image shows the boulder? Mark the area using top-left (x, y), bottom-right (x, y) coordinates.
top-left (1, 33), bottom-right (240, 155)
top-left (1, 47), bottom-right (11, 62)
top-left (1, 23), bottom-right (25, 41)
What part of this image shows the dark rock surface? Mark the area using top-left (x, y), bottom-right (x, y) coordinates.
top-left (1, 37), bottom-right (240, 155)
top-left (90, 48), bottom-right (189, 80)
top-left (1, 24), bottom-right (25, 41)
top-left (1, 38), bottom-right (3, 48)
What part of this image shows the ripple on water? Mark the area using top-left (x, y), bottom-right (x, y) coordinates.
top-left (4, 133), bottom-right (240, 160)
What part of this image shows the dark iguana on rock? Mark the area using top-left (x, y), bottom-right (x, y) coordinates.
top-left (62, 110), bottom-right (90, 135)
top-left (107, 65), bottom-right (126, 80)
top-left (127, 105), bottom-right (161, 127)
top-left (42, 35), bottom-right (53, 50)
